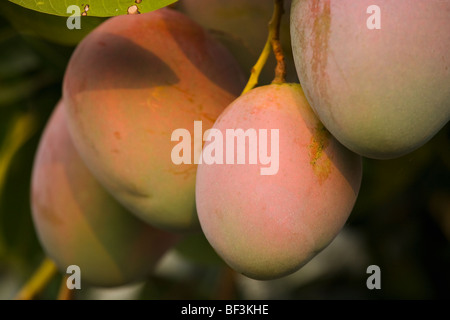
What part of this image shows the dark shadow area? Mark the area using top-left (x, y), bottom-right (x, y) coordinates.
top-left (67, 31), bottom-right (180, 91)
top-left (163, 9), bottom-right (244, 96)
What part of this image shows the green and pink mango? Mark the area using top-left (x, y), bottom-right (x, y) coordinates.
top-left (196, 84), bottom-right (362, 280)
top-left (63, 8), bottom-right (245, 231)
top-left (291, 0), bottom-right (450, 159)
top-left (31, 102), bottom-right (180, 287)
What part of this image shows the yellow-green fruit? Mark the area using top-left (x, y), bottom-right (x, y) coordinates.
top-left (291, 0), bottom-right (450, 159)
top-left (196, 84), bottom-right (362, 280)
top-left (63, 8), bottom-right (245, 231)
top-left (31, 102), bottom-right (180, 287)
top-left (176, 0), bottom-right (298, 84)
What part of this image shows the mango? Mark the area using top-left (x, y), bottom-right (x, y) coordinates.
top-left (63, 8), bottom-right (245, 231)
top-left (31, 102), bottom-right (180, 287)
top-left (291, 0), bottom-right (450, 159)
top-left (195, 83), bottom-right (362, 280)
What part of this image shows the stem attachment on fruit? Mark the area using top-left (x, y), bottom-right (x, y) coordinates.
top-left (242, 0), bottom-right (286, 94)
top-left (14, 258), bottom-right (58, 300)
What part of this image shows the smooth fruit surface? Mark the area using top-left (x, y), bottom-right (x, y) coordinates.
top-left (31, 102), bottom-right (180, 287)
top-left (63, 8), bottom-right (245, 231)
top-left (291, 0), bottom-right (450, 159)
top-left (196, 84), bottom-right (362, 280)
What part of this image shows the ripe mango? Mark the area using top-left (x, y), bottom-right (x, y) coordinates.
top-left (291, 0), bottom-right (450, 159)
top-left (196, 84), bottom-right (362, 280)
top-left (31, 102), bottom-right (180, 287)
top-left (63, 8), bottom-right (245, 231)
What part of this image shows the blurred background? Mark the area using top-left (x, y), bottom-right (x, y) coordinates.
top-left (0, 1), bottom-right (449, 300)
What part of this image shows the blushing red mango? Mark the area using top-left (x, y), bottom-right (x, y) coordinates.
top-left (196, 84), bottom-right (362, 280)
top-left (63, 8), bottom-right (245, 231)
top-left (31, 102), bottom-right (180, 287)
top-left (291, 0), bottom-right (450, 159)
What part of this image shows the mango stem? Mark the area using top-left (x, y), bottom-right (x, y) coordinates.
top-left (270, 0), bottom-right (287, 85)
top-left (242, 0), bottom-right (286, 95)
top-left (14, 258), bottom-right (58, 300)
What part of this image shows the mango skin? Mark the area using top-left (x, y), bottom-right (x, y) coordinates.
top-left (195, 84), bottom-right (362, 280)
top-left (63, 8), bottom-right (245, 231)
top-left (31, 102), bottom-right (180, 287)
top-left (291, 0), bottom-right (450, 159)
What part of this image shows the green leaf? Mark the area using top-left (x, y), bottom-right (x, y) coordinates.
top-left (8, 0), bottom-right (177, 17)
top-left (0, 1), bottom-right (105, 46)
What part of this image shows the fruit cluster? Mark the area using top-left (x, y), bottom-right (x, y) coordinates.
top-left (30, 0), bottom-right (449, 287)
